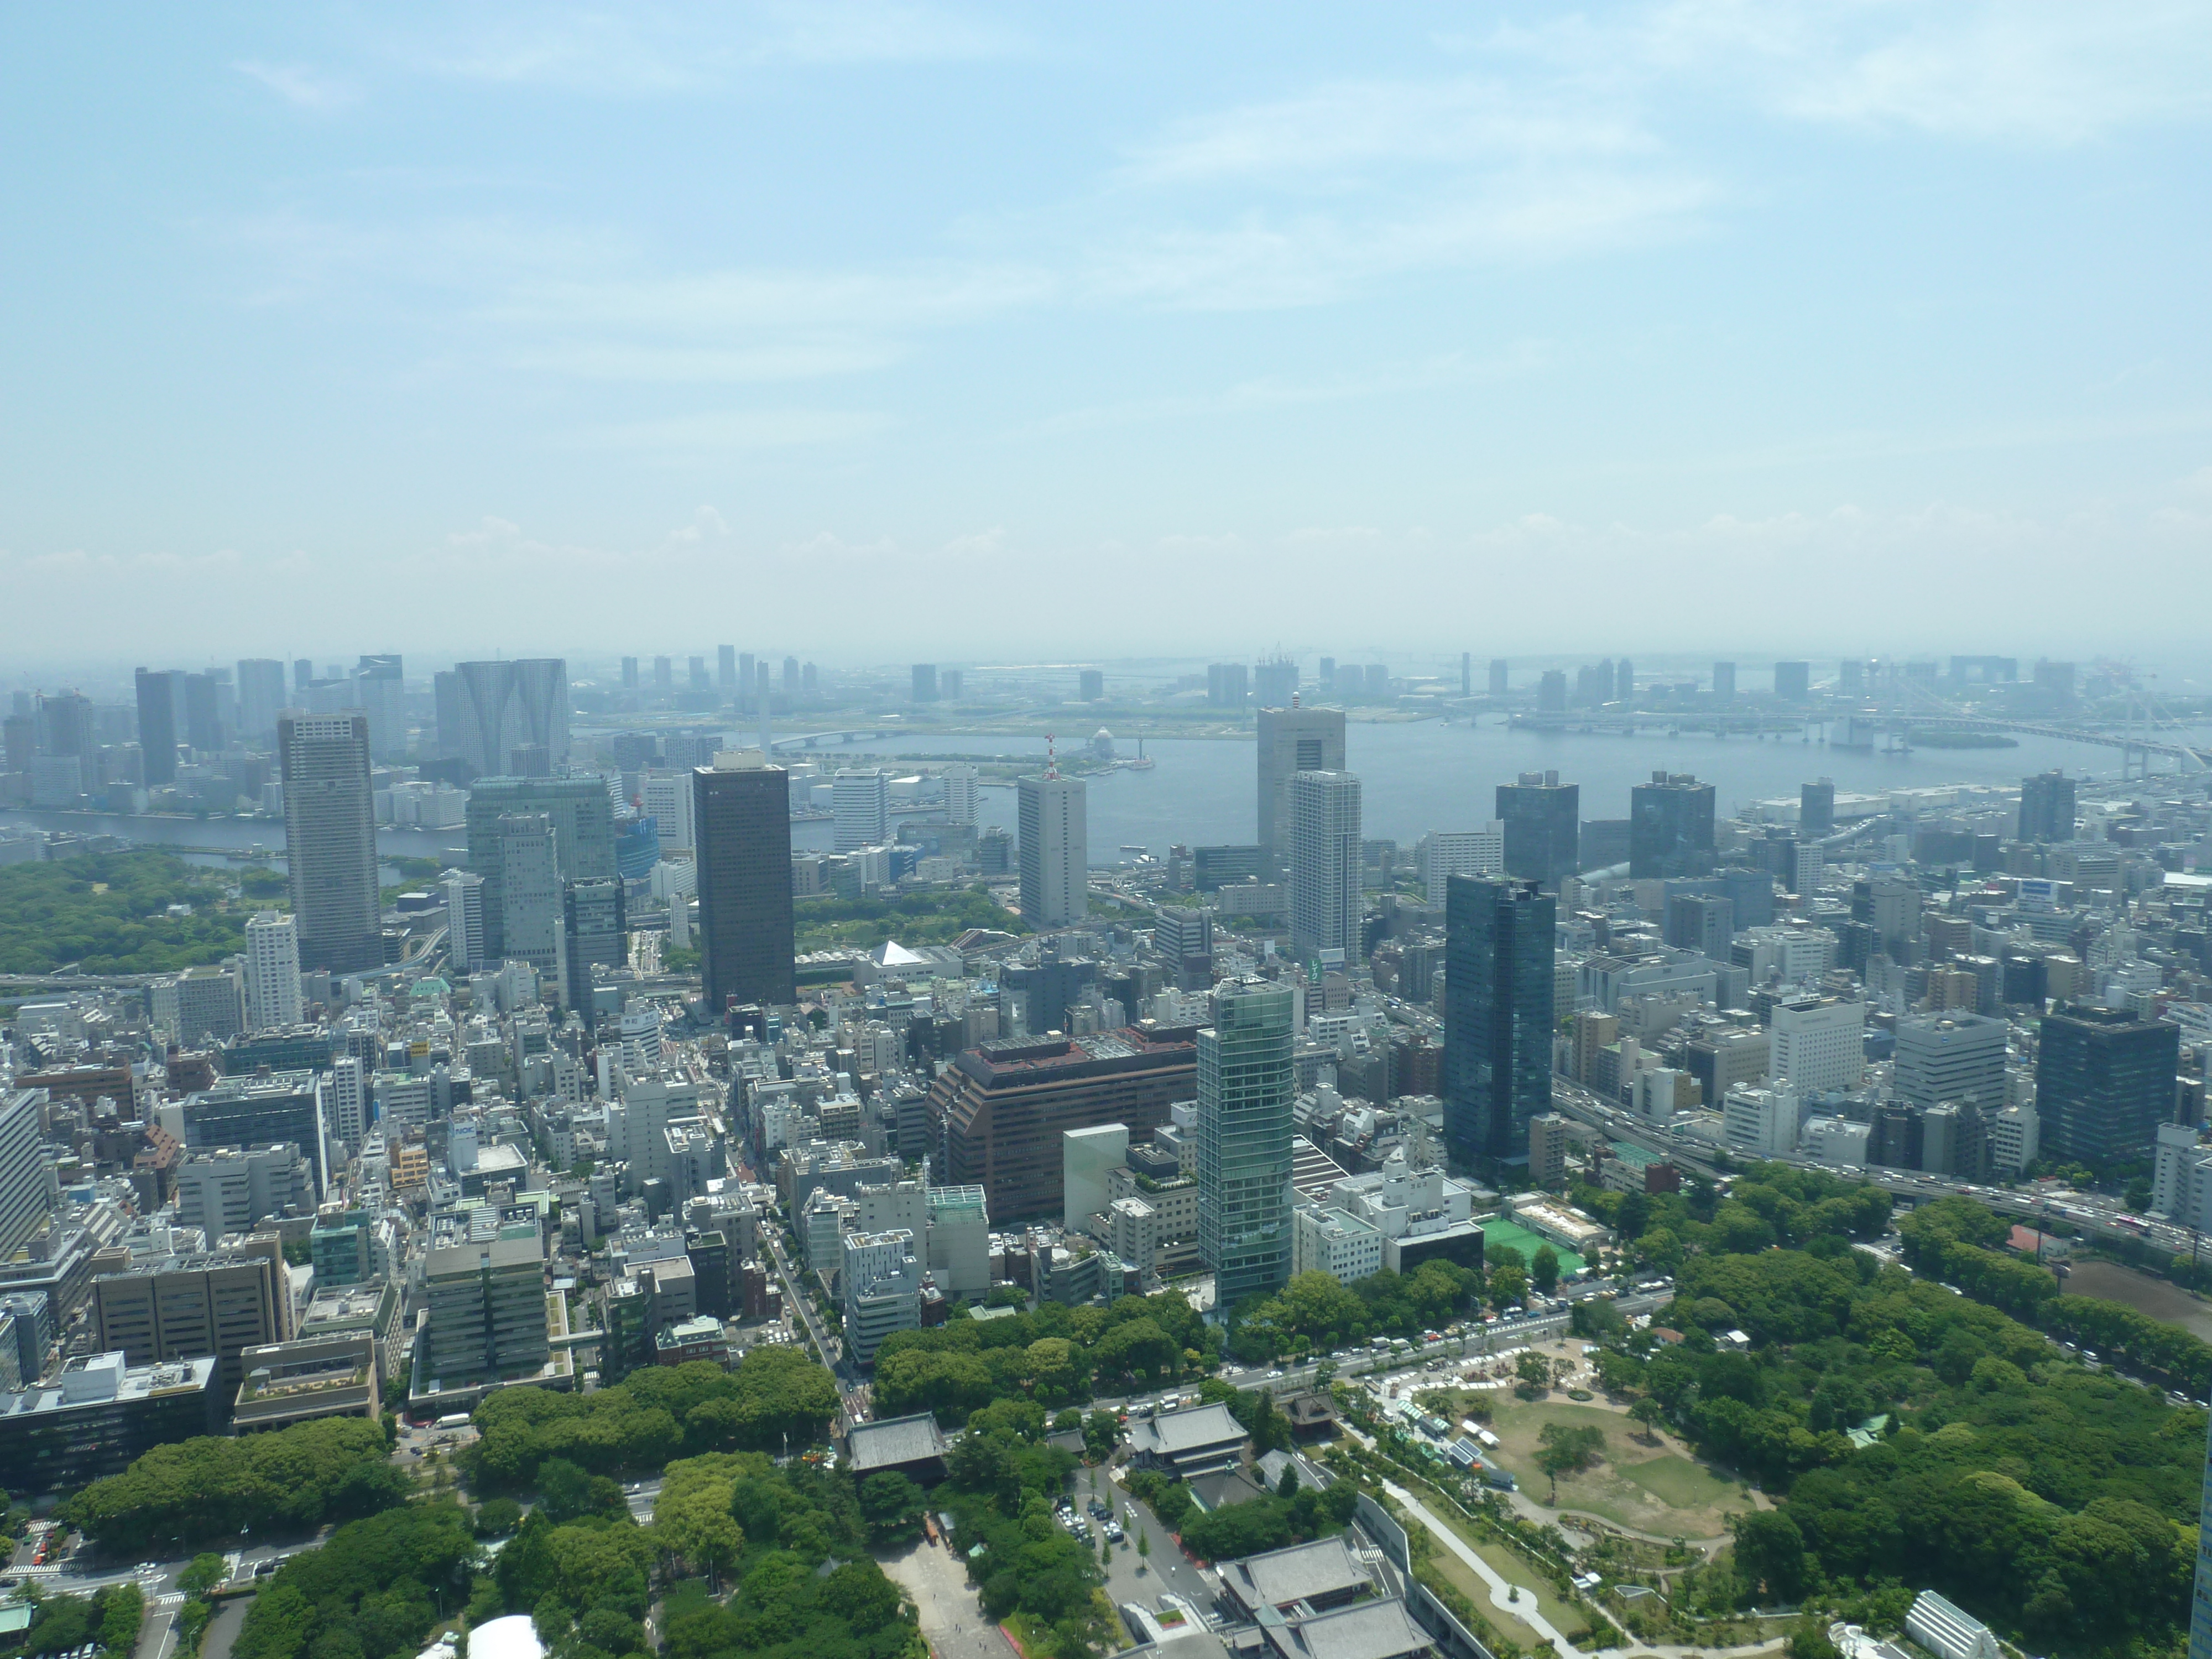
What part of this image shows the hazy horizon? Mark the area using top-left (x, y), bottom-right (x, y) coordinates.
top-left (4, 3), bottom-right (2210, 665)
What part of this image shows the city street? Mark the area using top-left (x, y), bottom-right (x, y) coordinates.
top-left (1099, 1467), bottom-right (1219, 1615)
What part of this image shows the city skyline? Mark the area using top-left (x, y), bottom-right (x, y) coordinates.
top-left (6, 5), bottom-right (2211, 662)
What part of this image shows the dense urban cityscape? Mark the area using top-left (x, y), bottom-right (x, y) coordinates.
top-left (7, 7), bottom-right (2211, 1659)
top-left (0, 648), bottom-right (2208, 1659)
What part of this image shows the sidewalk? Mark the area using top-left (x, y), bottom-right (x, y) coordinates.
top-left (1383, 1480), bottom-right (1580, 1659)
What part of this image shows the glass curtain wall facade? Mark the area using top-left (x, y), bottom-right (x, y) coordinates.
top-left (1196, 981), bottom-right (1295, 1310)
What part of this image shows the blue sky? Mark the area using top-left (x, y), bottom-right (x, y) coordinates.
top-left (3, 2), bottom-right (2209, 670)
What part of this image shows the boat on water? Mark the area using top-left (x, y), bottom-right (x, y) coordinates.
top-left (1124, 734), bottom-right (1156, 771)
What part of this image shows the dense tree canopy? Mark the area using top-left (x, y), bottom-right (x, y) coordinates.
top-left (1577, 1163), bottom-right (1890, 1267)
top-left (514, 1450), bottom-right (924, 1659)
top-left (872, 1292), bottom-right (1211, 1420)
top-left (0, 851), bottom-right (258, 974)
top-left (233, 1504), bottom-right (477, 1659)
top-left (1901, 1197), bottom-right (2212, 1394)
top-left (468, 1350), bottom-right (838, 1489)
top-left (58, 1416), bottom-right (405, 1552)
top-left (1230, 1262), bottom-right (1483, 1361)
top-left (0, 1586), bottom-right (142, 1659)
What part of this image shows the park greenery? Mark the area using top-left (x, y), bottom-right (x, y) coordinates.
top-left (1228, 1261), bottom-right (1485, 1361)
top-left (793, 885), bottom-right (1025, 954)
top-left (1583, 1234), bottom-right (2201, 1650)
top-left (234, 1504), bottom-right (480, 1659)
top-left (870, 1292), bottom-right (1214, 1420)
top-left (0, 1584), bottom-right (142, 1659)
top-left (466, 1351), bottom-right (840, 1489)
top-left (58, 1416), bottom-right (406, 1553)
top-left (0, 850), bottom-right (258, 974)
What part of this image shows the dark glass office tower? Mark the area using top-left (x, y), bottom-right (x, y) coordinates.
top-left (1801, 779), bottom-right (1836, 838)
top-left (134, 668), bottom-right (182, 784)
top-left (2036, 1004), bottom-right (2178, 1165)
top-left (1629, 771), bottom-right (1715, 878)
top-left (559, 876), bottom-right (627, 1024)
top-left (2019, 770), bottom-right (2078, 844)
top-left (1197, 979), bottom-right (1295, 1310)
top-left (693, 756), bottom-right (795, 1011)
top-left (1496, 771), bottom-right (1579, 886)
top-left (1443, 876), bottom-right (1556, 1166)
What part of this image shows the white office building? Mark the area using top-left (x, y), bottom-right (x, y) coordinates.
top-left (943, 764), bottom-right (979, 828)
top-left (639, 771), bottom-right (696, 853)
top-left (1063, 1124), bottom-right (1130, 1232)
top-left (841, 1229), bottom-right (921, 1365)
top-left (1018, 773), bottom-right (1088, 927)
top-left (1733, 926), bottom-right (1837, 986)
top-left (925, 1184), bottom-right (990, 1300)
top-left (322, 1057), bottom-right (368, 1150)
top-left (1723, 1083), bottom-right (1803, 1159)
top-left (1991, 1104), bottom-right (2041, 1180)
top-left (243, 912), bottom-right (303, 1032)
top-left (1291, 1204), bottom-right (1384, 1282)
top-left (1800, 1115), bottom-right (1871, 1167)
top-left (1416, 827), bottom-right (1504, 905)
top-left (1893, 1013), bottom-right (2007, 1112)
top-left (1768, 997), bottom-right (1865, 1093)
top-left (833, 769), bottom-right (890, 853)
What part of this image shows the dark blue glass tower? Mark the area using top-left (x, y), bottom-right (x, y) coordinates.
top-left (1443, 876), bottom-right (1556, 1166)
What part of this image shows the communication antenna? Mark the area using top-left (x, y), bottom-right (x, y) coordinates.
top-left (1046, 734), bottom-right (1058, 780)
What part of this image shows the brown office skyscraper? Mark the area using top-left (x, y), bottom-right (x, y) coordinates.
top-left (693, 753), bottom-right (795, 1011)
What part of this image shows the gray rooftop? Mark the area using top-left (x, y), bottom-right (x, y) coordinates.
top-left (1132, 1401), bottom-right (1248, 1458)
top-left (1259, 1599), bottom-right (1432, 1659)
top-left (848, 1411), bottom-right (950, 1473)
top-left (1222, 1536), bottom-right (1368, 1614)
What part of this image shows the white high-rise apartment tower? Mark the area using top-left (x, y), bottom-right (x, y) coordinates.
top-left (323, 1055), bottom-right (368, 1150)
top-left (243, 911), bottom-right (303, 1031)
top-left (443, 869), bottom-right (486, 973)
top-left (833, 769), bottom-right (890, 852)
top-left (1290, 770), bottom-right (1362, 962)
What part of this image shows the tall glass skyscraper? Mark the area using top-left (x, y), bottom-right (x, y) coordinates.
top-left (1496, 771), bottom-right (1578, 886)
top-left (278, 711), bottom-right (381, 973)
top-left (1197, 980), bottom-right (1295, 1311)
top-left (1443, 876), bottom-right (1556, 1167)
top-left (692, 754), bottom-right (795, 1011)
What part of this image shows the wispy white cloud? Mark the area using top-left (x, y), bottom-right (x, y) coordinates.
top-left (573, 408), bottom-right (891, 454)
top-left (1123, 77), bottom-right (1660, 187)
top-left (1035, 345), bottom-right (1552, 435)
top-left (410, 3), bottom-right (1025, 93)
top-left (1520, 0), bottom-right (2212, 145)
top-left (233, 60), bottom-right (359, 111)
